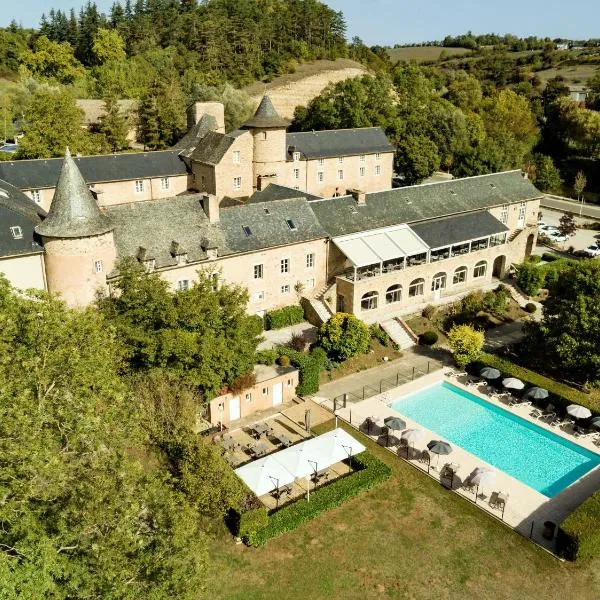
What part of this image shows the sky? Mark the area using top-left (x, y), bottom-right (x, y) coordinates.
top-left (3, 0), bottom-right (599, 46)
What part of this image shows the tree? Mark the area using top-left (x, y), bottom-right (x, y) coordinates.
top-left (529, 153), bottom-right (562, 193)
top-left (447, 324), bottom-right (484, 368)
top-left (574, 170), bottom-right (587, 201)
top-left (516, 262), bottom-right (546, 296)
top-left (92, 27), bottom-right (126, 64)
top-left (558, 212), bottom-right (577, 237)
top-left (16, 88), bottom-right (90, 159)
top-left (19, 35), bottom-right (85, 84)
top-left (98, 260), bottom-right (263, 399)
top-left (395, 135), bottom-right (440, 185)
top-left (318, 313), bottom-right (371, 362)
top-left (97, 93), bottom-right (130, 152)
top-left (523, 261), bottom-right (600, 384)
top-left (0, 278), bottom-right (207, 597)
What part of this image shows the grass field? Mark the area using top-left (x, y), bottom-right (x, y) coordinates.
top-left (536, 64), bottom-right (600, 86)
top-left (387, 46), bottom-right (471, 63)
top-left (205, 419), bottom-right (600, 600)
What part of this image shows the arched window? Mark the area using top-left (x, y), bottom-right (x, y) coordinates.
top-left (431, 272), bottom-right (447, 291)
top-left (386, 284), bottom-right (402, 304)
top-left (361, 291), bottom-right (378, 310)
top-left (474, 260), bottom-right (487, 278)
top-left (453, 266), bottom-right (468, 285)
top-left (408, 278), bottom-right (424, 298)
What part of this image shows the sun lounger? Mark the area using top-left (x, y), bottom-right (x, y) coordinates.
top-left (574, 429), bottom-right (599, 440)
top-left (490, 491), bottom-right (509, 509)
top-left (462, 479), bottom-right (477, 495)
top-left (508, 397), bottom-right (531, 407)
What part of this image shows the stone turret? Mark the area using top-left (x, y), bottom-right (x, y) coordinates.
top-left (241, 96), bottom-right (289, 191)
top-left (36, 149), bottom-right (116, 306)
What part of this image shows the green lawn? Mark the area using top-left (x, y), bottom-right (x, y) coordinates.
top-left (387, 46), bottom-right (471, 63)
top-left (205, 420), bottom-right (600, 599)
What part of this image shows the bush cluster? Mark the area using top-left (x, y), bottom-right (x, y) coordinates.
top-left (369, 324), bottom-right (390, 346)
top-left (235, 451), bottom-right (391, 546)
top-left (255, 349), bottom-right (277, 365)
top-left (276, 347), bottom-right (320, 396)
top-left (420, 330), bottom-right (439, 345)
top-left (516, 258), bottom-right (575, 296)
top-left (318, 313), bottom-right (371, 361)
top-left (557, 490), bottom-right (600, 561)
top-left (265, 305), bottom-right (305, 330)
top-left (229, 372), bottom-right (257, 393)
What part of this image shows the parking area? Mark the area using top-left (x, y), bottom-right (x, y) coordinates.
top-left (537, 209), bottom-right (600, 255)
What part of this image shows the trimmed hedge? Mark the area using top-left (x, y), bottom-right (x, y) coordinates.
top-left (265, 305), bottom-right (305, 330)
top-left (420, 330), bottom-right (438, 345)
top-left (541, 252), bottom-right (559, 262)
top-left (277, 347), bottom-right (320, 396)
top-left (557, 490), bottom-right (600, 561)
top-left (237, 451), bottom-right (391, 546)
top-left (524, 302), bottom-right (537, 313)
top-left (471, 353), bottom-right (598, 416)
top-left (238, 507), bottom-right (268, 540)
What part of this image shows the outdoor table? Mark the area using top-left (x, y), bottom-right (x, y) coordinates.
top-left (278, 434), bottom-right (293, 447)
top-left (251, 442), bottom-right (268, 457)
top-left (250, 423), bottom-right (266, 438)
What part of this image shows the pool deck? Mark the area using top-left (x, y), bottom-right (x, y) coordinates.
top-left (335, 370), bottom-right (600, 550)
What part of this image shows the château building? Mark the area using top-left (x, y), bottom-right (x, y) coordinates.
top-left (0, 97), bottom-right (542, 324)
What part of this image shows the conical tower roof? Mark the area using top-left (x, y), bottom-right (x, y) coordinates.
top-left (242, 95), bottom-right (289, 129)
top-left (35, 149), bottom-right (113, 239)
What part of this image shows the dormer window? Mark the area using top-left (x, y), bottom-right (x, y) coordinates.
top-left (10, 226), bottom-right (23, 239)
top-left (31, 190), bottom-right (41, 203)
top-left (293, 152), bottom-right (301, 161)
top-left (242, 226), bottom-right (253, 236)
top-left (176, 253), bottom-right (188, 265)
top-left (144, 259), bottom-right (156, 272)
top-left (286, 219), bottom-right (297, 231)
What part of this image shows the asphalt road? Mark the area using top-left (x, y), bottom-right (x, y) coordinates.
top-left (541, 195), bottom-right (600, 219)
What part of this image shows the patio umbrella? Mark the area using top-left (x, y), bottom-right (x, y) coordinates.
top-left (567, 404), bottom-right (592, 420)
top-left (502, 377), bottom-right (525, 390)
top-left (525, 387), bottom-right (549, 401)
top-left (427, 440), bottom-right (452, 467)
top-left (480, 367), bottom-right (501, 380)
top-left (469, 467), bottom-right (497, 501)
top-left (400, 428), bottom-right (424, 457)
top-left (383, 416), bottom-right (406, 445)
top-left (591, 416), bottom-right (600, 430)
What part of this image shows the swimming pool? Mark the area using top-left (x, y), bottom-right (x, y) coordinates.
top-left (390, 381), bottom-right (600, 497)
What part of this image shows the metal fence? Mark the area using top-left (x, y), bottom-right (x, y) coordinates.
top-left (331, 361), bottom-right (439, 412)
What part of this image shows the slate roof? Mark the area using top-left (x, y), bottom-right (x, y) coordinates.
top-left (248, 183), bottom-right (321, 204)
top-left (309, 171), bottom-right (543, 237)
top-left (189, 130), bottom-right (247, 165)
top-left (286, 127), bottom-right (394, 160)
top-left (174, 114), bottom-right (218, 156)
top-left (411, 211), bottom-right (509, 249)
top-left (0, 150), bottom-right (188, 190)
top-left (0, 179), bottom-right (45, 258)
top-left (107, 194), bottom-right (328, 270)
top-left (242, 96), bottom-right (289, 129)
top-left (35, 151), bottom-right (113, 239)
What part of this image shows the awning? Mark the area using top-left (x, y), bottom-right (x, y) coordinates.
top-left (332, 224), bottom-right (429, 267)
top-left (234, 428), bottom-right (366, 497)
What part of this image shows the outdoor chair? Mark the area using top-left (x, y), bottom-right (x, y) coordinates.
top-left (489, 491), bottom-right (509, 509)
top-left (462, 479), bottom-right (477, 495)
top-left (418, 450), bottom-right (431, 465)
top-left (574, 429), bottom-right (599, 440)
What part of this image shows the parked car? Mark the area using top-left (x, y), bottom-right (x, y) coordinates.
top-left (545, 231), bottom-right (568, 242)
top-left (539, 225), bottom-right (560, 235)
top-left (582, 245), bottom-right (600, 257)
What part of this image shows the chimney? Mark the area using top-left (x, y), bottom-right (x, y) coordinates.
top-left (202, 193), bottom-right (220, 224)
top-left (350, 188), bottom-right (366, 205)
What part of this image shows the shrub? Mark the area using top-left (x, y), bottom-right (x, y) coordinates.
top-left (239, 451), bottom-right (391, 546)
top-left (524, 302), bottom-right (537, 313)
top-left (238, 507), bottom-right (268, 539)
top-left (541, 252), bottom-right (559, 262)
top-left (276, 347), bottom-right (319, 396)
top-left (528, 255), bottom-right (542, 264)
top-left (482, 289), bottom-right (508, 316)
top-left (278, 355), bottom-right (291, 367)
top-left (310, 346), bottom-right (328, 371)
top-left (289, 332), bottom-right (306, 352)
top-left (318, 313), bottom-right (371, 362)
top-left (420, 330), bottom-right (438, 345)
top-left (516, 262), bottom-right (545, 296)
top-left (448, 324), bottom-right (484, 368)
top-left (265, 305), bottom-right (305, 330)
top-left (229, 371), bottom-right (257, 393)
top-left (422, 304), bottom-right (436, 319)
top-left (255, 349), bottom-right (277, 365)
top-left (557, 490), bottom-right (600, 561)
top-left (369, 323), bottom-right (389, 346)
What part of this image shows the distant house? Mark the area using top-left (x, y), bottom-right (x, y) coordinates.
top-left (556, 43), bottom-right (570, 50)
top-left (76, 99), bottom-right (138, 143)
top-left (568, 86), bottom-right (588, 102)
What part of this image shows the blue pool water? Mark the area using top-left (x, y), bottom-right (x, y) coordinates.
top-left (390, 382), bottom-right (600, 497)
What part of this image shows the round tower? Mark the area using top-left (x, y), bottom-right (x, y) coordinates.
top-left (241, 96), bottom-right (289, 191)
top-left (35, 149), bottom-right (116, 307)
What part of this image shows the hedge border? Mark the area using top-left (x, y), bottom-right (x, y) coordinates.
top-left (235, 451), bottom-right (391, 547)
top-left (557, 489), bottom-right (600, 561)
top-left (276, 347), bottom-right (320, 396)
top-left (471, 352), bottom-right (598, 416)
top-left (265, 305), bottom-right (305, 330)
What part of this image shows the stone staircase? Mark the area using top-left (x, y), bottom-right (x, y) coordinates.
top-left (302, 297), bottom-right (332, 326)
top-left (380, 318), bottom-right (417, 350)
